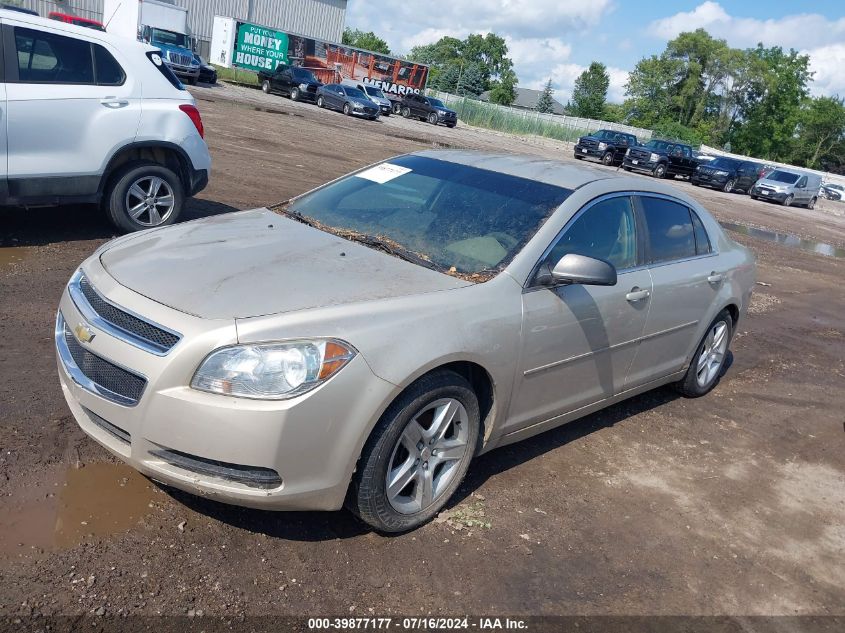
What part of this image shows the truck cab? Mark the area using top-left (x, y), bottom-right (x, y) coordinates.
top-left (141, 25), bottom-right (199, 84)
top-left (623, 139), bottom-right (699, 179)
top-left (574, 129), bottom-right (637, 166)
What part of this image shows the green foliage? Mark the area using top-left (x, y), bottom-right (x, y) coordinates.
top-left (536, 79), bottom-right (555, 113)
top-left (341, 28), bottom-right (391, 55)
top-left (792, 96), bottom-right (845, 170)
top-left (569, 62), bottom-right (610, 118)
top-left (457, 63), bottom-right (486, 98)
top-left (433, 63), bottom-right (461, 93)
top-left (602, 102), bottom-right (627, 123)
top-left (488, 69), bottom-right (518, 106)
top-left (409, 33), bottom-right (517, 93)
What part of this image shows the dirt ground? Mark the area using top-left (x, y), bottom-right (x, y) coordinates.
top-left (1, 82), bottom-right (844, 623)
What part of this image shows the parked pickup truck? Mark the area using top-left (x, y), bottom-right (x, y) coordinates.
top-left (574, 129), bottom-right (637, 166)
top-left (623, 139), bottom-right (699, 179)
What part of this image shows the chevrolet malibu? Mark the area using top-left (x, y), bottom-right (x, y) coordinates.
top-left (56, 151), bottom-right (755, 532)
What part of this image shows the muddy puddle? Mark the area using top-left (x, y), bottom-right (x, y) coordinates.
top-left (0, 462), bottom-right (156, 554)
top-left (721, 222), bottom-right (845, 258)
top-left (0, 245), bottom-right (36, 270)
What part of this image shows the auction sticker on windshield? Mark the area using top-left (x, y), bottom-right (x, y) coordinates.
top-left (355, 163), bottom-right (412, 184)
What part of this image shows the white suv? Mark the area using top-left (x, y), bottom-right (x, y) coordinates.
top-left (0, 9), bottom-right (211, 232)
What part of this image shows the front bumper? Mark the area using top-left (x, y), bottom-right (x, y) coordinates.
top-left (751, 187), bottom-right (787, 202)
top-left (623, 157), bottom-right (658, 173)
top-left (350, 108), bottom-right (379, 118)
top-left (55, 262), bottom-right (396, 511)
top-left (169, 64), bottom-right (200, 80)
top-left (574, 144), bottom-right (605, 159)
top-left (692, 174), bottom-right (729, 188)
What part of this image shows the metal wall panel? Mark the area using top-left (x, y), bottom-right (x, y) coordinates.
top-left (11, 0), bottom-right (346, 45)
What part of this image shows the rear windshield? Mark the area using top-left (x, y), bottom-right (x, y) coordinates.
top-left (710, 157), bottom-right (741, 169)
top-left (767, 170), bottom-right (799, 184)
top-left (288, 155), bottom-right (573, 276)
top-left (146, 51), bottom-right (185, 90)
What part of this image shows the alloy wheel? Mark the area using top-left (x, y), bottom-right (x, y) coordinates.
top-left (654, 164), bottom-right (666, 178)
top-left (343, 103), bottom-right (351, 115)
top-left (696, 320), bottom-right (729, 388)
top-left (428, 113), bottom-right (437, 124)
top-left (124, 176), bottom-right (176, 227)
top-left (385, 398), bottom-right (470, 515)
top-left (602, 151), bottom-right (614, 166)
top-left (724, 179), bottom-right (735, 193)
top-left (262, 80), bottom-right (270, 93)
top-left (317, 96), bottom-right (324, 108)
top-left (290, 88), bottom-right (299, 101)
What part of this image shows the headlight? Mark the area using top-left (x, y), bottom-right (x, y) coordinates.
top-left (598, 142), bottom-right (607, 150)
top-left (353, 102), bottom-right (363, 109)
top-left (191, 339), bottom-right (356, 400)
top-left (437, 110), bottom-right (446, 118)
top-left (715, 170), bottom-right (729, 176)
top-left (649, 152), bottom-right (660, 162)
top-left (299, 83), bottom-right (309, 90)
top-left (625, 148), bottom-right (630, 156)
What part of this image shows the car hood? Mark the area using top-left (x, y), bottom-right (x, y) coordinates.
top-left (350, 97), bottom-right (376, 107)
top-left (756, 178), bottom-right (793, 189)
top-left (98, 209), bottom-right (469, 320)
top-left (434, 107), bottom-right (456, 115)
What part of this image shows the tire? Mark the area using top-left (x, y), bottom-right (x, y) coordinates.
top-left (601, 151), bottom-right (614, 166)
top-left (103, 162), bottom-right (184, 234)
top-left (782, 194), bottom-right (794, 207)
top-left (674, 310), bottom-right (733, 397)
top-left (290, 87), bottom-right (300, 101)
top-left (186, 76), bottom-right (197, 86)
top-left (346, 370), bottom-right (481, 533)
top-left (574, 154), bottom-right (583, 160)
top-left (446, 123), bottom-right (455, 128)
top-left (750, 195), bottom-right (757, 200)
top-left (262, 80), bottom-right (271, 94)
top-left (653, 163), bottom-right (667, 179)
top-left (723, 179), bottom-right (735, 193)
top-left (622, 165), bottom-right (631, 171)
top-left (392, 102), bottom-right (401, 115)
top-left (428, 112), bottom-right (438, 125)
top-left (401, 106), bottom-right (411, 118)
top-left (807, 197), bottom-right (816, 210)
top-left (316, 95), bottom-right (324, 108)
top-left (343, 103), bottom-right (351, 115)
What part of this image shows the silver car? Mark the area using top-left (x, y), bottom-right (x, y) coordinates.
top-left (56, 151), bottom-right (756, 532)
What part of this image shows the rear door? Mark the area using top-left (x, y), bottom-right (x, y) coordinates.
top-left (4, 22), bottom-right (141, 201)
top-left (625, 195), bottom-right (720, 386)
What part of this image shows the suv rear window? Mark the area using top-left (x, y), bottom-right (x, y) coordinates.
top-left (146, 51), bottom-right (185, 90)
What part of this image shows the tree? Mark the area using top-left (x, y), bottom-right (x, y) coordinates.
top-left (536, 79), bottom-right (555, 113)
top-left (456, 63), bottom-right (486, 98)
top-left (569, 62), bottom-right (610, 118)
top-left (488, 69), bottom-right (517, 105)
top-left (792, 96), bottom-right (845, 169)
top-left (342, 28), bottom-right (390, 55)
top-left (433, 63), bottom-right (461, 93)
top-left (409, 33), bottom-right (517, 92)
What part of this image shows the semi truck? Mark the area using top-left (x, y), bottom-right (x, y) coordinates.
top-left (210, 16), bottom-right (429, 108)
top-left (103, 0), bottom-right (200, 84)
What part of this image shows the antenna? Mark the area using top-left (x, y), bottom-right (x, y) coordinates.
top-left (104, 1), bottom-right (122, 30)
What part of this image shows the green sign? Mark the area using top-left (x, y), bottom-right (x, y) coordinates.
top-left (233, 23), bottom-right (289, 72)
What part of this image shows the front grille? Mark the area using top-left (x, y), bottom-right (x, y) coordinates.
top-left (580, 138), bottom-right (598, 149)
top-left (167, 51), bottom-right (194, 67)
top-left (151, 448), bottom-right (282, 489)
top-left (629, 148), bottom-right (651, 161)
top-left (63, 321), bottom-right (147, 405)
top-left (77, 275), bottom-right (180, 354)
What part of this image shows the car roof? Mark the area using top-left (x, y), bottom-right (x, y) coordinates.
top-left (0, 8), bottom-right (151, 49)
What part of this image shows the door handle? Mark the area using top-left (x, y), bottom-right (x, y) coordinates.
top-left (100, 97), bottom-right (129, 108)
top-left (626, 287), bottom-right (650, 302)
top-left (707, 272), bottom-right (724, 284)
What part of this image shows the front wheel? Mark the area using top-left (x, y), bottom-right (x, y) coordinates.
top-left (428, 112), bottom-right (438, 125)
top-left (675, 310), bottom-right (733, 397)
top-left (316, 95), bottom-right (324, 108)
top-left (103, 162), bottom-right (184, 233)
top-left (262, 80), bottom-right (271, 94)
top-left (807, 197), bottom-right (816, 210)
top-left (723, 179), bottom-right (735, 193)
top-left (602, 151), bottom-right (614, 166)
top-left (346, 370), bottom-right (480, 533)
top-left (343, 103), bottom-right (351, 115)
top-left (782, 194), bottom-right (794, 207)
top-left (290, 87), bottom-right (300, 101)
top-left (401, 106), bottom-right (411, 118)
top-left (653, 163), bottom-right (667, 179)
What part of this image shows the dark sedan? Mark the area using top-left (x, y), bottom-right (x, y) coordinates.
top-left (316, 84), bottom-right (380, 120)
top-left (193, 54), bottom-right (217, 84)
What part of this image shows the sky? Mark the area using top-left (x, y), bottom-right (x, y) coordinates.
top-left (346, 0), bottom-right (845, 104)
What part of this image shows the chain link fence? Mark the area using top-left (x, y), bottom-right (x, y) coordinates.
top-left (427, 90), bottom-right (652, 144)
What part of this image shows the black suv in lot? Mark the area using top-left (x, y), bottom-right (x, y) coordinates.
top-left (692, 157), bottom-right (763, 193)
top-left (623, 139), bottom-right (699, 179)
top-left (400, 94), bottom-right (458, 127)
top-left (574, 129), bottom-right (637, 166)
top-left (258, 64), bottom-right (322, 102)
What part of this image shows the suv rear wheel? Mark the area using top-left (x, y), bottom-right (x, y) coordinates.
top-left (104, 162), bottom-right (184, 233)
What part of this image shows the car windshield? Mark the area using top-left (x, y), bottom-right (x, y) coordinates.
top-left (151, 29), bottom-right (188, 48)
top-left (428, 98), bottom-right (446, 108)
top-left (346, 87), bottom-right (366, 99)
top-left (591, 130), bottom-right (611, 139)
top-left (284, 155), bottom-right (572, 279)
top-left (710, 157), bottom-right (741, 169)
top-left (365, 86), bottom-right (386, 98)
top-left (292, 67), bottom-right (317, 83)
top-left (767, 170), bottom-right (799, 184)
top-left (644, 140), bottom-right (674, 151)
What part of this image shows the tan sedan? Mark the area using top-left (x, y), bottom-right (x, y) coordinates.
top-left (56, 151), bottom-right (755, 532)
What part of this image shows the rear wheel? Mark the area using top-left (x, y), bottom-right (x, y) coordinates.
top-left (262, 80), bottom-right (271, 94)
top-left (601, 151), bottom-right (614, 166)
top-left (103, 162), bottom-right (184, 234)
top-left (675, 310), bottom-right (733, 397)
top-left (653, 163), bottom-right (667, 179)
top-left (346, 370), bottom-right (480, 533)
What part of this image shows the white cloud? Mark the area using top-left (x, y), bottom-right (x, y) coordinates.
top-left (648, 2), bottom-right (845, 97)
top-left (522, 62), bottom-right (628, 105)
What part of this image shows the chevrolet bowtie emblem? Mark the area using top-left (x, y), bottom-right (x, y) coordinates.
top-left (74, 322), bottom-right (96, 344)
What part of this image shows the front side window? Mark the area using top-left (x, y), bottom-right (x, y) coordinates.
top-left (547, 196), bottom-right (638, 271)
top-left (15, 27), bottom-right (94, 84)
top-left (639, 197), bottom-right (697, 263)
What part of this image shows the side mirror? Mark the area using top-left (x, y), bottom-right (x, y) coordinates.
top-left (546, 254), bottom-right (617, 286)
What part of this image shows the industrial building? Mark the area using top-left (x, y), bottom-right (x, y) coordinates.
top-left (11, 0), bottom-right (348, 57)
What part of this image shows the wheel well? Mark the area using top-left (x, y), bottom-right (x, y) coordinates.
top-left (100, 145), bottom-right (190, 196)
top-left (434, 361), bottom-right (494, 441)
top-left (724, 303), bottom-right (739, 325)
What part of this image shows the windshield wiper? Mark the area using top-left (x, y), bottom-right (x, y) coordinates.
top-left (276, 206), bottom-right (320, 228)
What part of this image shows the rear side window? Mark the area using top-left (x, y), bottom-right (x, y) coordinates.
top-left (146, 51), bottom-right (185, 90)
top-left (548, 196), bottom-right (638, 271)
top-left (690, 211), bottom-right (712, 255)
top-left (15, 27), bottom-right (93, 84)
top-left (639, 196), bottom-right (697, 264)
top-left (93, 45), bottom-right (125, 85)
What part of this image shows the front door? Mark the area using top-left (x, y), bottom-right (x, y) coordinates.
top-left (506, 195), bottom-right (652, 434)
top-left (625, 195), bottom-right (720, 385)
top-left (0, 70), bottom-right (7, 203)
top-left (5, 24), bottom-right (141, 200)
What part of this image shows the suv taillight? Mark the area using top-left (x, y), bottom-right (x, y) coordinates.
top-left (179, 104), bottom-right (204, 139)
